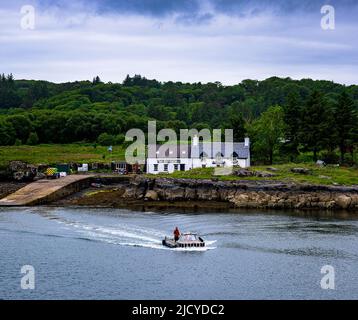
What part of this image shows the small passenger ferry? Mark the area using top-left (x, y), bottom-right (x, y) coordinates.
top-left (162, 233), bottom-right (205, 248)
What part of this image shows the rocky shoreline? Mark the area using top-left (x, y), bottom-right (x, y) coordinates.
top-left (0, 182), bottom-right (28, 199)
top-left (59, 176), bottom-right (358, 211)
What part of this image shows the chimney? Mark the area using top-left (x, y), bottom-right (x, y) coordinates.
top-left (190, 134), bottom-right (200, 158)
top-left (244, 137), bottom-right (250, 147)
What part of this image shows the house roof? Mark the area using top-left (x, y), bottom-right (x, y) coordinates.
top-left (148, 142), bottom-right (249, 159)
top-left (148, 144), bottom-right (190, 158)
top-left (198, 142), bottom-right (249, 159)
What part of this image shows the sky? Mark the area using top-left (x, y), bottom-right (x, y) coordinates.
top-left (0, 0), bottom-right (358, 85)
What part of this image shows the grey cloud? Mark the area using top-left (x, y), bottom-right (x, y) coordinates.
top-left (175, 13), bottom-right (214, 25)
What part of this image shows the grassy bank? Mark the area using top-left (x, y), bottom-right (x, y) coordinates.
top-left (148, 164), bottom-right (358, 186)
top-left (0, 144), bottom-right (125, 168)
top-left (1, 145), bottom-right (357, 186)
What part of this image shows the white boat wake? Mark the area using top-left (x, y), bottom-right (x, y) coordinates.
top-left (57, 219), bottom-right (216, 251)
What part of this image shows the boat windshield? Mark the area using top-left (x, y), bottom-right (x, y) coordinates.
top-left (180, 234), bottom-right (197, 241)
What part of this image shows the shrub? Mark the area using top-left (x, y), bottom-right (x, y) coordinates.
top-left (321, 151), bottom-right (339, 164)
top-left (26, 132), bottom-right (39, 145)
top-left (97, 133), bottom-right (115, 146)
top-left (115, 134), bottom-right (125, 145)
top-left (343, 153), bottom-right (355, 166)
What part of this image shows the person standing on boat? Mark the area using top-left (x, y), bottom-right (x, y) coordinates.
top-left (174, 227), bottom-right (180, 242)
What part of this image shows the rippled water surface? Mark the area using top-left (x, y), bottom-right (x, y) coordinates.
top-left (0, 207), bottom-right (357, 299)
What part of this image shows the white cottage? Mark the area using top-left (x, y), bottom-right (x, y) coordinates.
top-left (146, 137), bottom-right (250, 174)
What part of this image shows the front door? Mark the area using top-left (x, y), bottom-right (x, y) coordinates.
top-left (180, 164), bottom-right (185, 171)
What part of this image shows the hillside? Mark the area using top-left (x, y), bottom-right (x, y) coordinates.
top-left (0, 74), bottom-right (357, 165)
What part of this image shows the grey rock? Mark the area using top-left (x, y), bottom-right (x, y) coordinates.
top-left (116, 176), bottom-right (358, 211)
top-left (9, 161), bottom-right (28, 172)
top-left (335, 195), bottom-right (352, 209)
top-left (255, 171), bottom-right (276, 177)
top-left (316, 160), bottom-right (326, 167)
top-left (318, 175), bottom-right (331, 179)
top-left (144, 190), bottom-right (159, 201)
top-left (234, 169), bottom-right (255, 177)
top-left (291, 168), bottom-right (311, 175)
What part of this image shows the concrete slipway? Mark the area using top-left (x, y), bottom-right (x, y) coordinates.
top-left (0, 175), bottom-right (94, 206)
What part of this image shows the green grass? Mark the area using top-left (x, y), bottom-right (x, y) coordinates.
top-left (0, 144), bottom-right (126, 168)
top-left (251, 164), bottom-right (358, 185)
top-left (1, 145), bottom-right (357, 185)
top-left (147, 163), bottom-right (358, 186)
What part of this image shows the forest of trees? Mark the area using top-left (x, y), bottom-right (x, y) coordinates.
top-left (0, 73), bottom-right (357, 165)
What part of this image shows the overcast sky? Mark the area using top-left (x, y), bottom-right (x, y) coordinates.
top-left (0, 0), bottom-right (357, 84)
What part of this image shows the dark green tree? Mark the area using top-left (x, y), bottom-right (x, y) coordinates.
top-left (229, 112), bottom-right (246, 142)
top-left (0, 73), bottom-right (21, 109)
top-left (97, 132), bottom-right (115, 146)
top-left (0, 119), bottom-right (15, 145)
top-left (333, 92), bottom-right (358, 163)
top-left (92, 76), bottom-right (102, 85)
top-left (7, 115), bottom-right (32, 143)
top-left (299, 91), bottom-right (332, 161)
top-left (26, 132), bottom-right (39, 145)
top-left (282, 92), bottom-right (301, 160)
top-left (23, 82), bottom-right (49, 108)
top-left (248, 105), bottom-right (286, 164)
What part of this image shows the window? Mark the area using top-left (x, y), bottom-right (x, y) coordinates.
top-left (202, 165), bottom-right (206, 168)
top-left (174, 164), bottom-right (179, 171)
top-left (153, 164), bottom-right (158, 172)
top-left (215, 152), bottom-right (224, 159)
top-left (200, 152), bottom-right (208, 160)
top-left (164, 164), bottom-right (168, 172)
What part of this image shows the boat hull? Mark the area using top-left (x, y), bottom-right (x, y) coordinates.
top-left (162, 236), bottom-right (205, 248)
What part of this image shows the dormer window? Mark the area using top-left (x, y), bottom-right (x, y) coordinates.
top-left (200, 152), bottom-right (208, 161)
top-left (215, 152), bottom-right (223, 160)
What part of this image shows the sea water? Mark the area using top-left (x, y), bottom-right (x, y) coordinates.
top-left (0, 207), bottom-right (357, 299)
